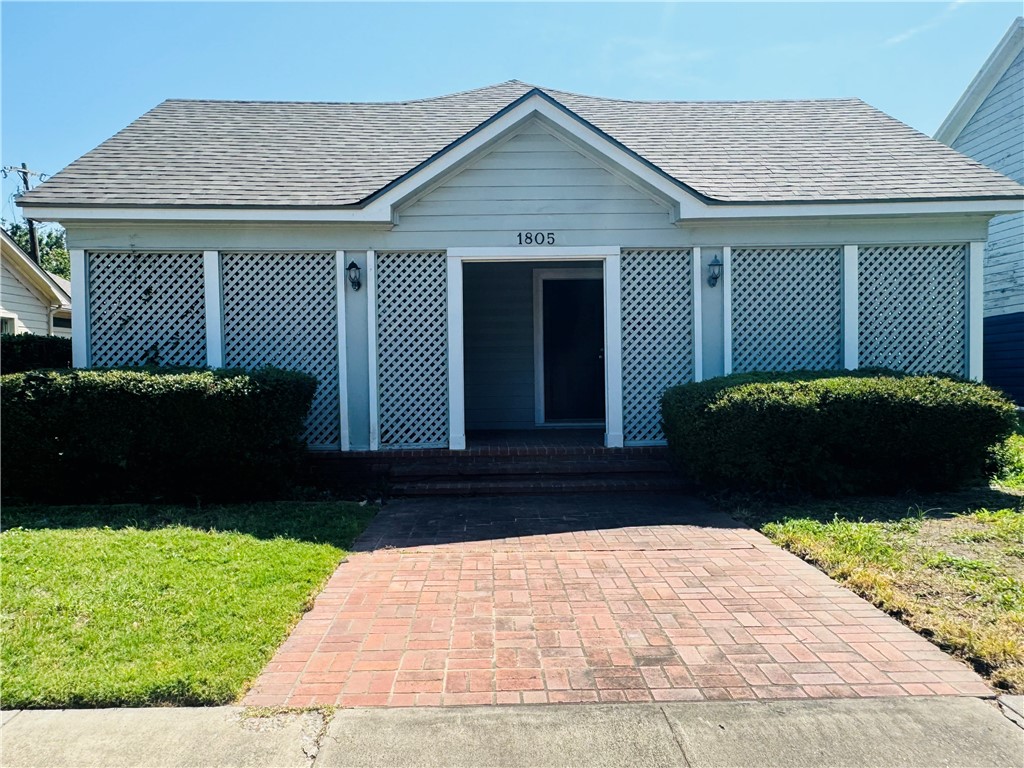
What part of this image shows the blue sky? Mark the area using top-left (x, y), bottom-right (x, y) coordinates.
top-left (1, 1), bottom-right (1020, 222)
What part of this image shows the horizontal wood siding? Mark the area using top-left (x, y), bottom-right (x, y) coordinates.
top-left (1, 260), bottom-right (50, 335)
top-left (983, 311), bottom-right (1024, 404)
top-left (397, 120), bottom-right (674, 238)
top-left (463, 261), bottom-right (599, 430)
top-left (951, 48), bottom-right (1023, 319)
top-left (982, 212), bottom-right (1024, 316)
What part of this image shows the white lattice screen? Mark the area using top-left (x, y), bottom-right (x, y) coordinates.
top-left (859, 244), bottom-right (967, 375)
top-left (731, 247), bottom-right (843, 372)
top-left (621, 249), bottom-right (694, 444)
top-left (375, 251), bottom-right (448, 448)
top-left (88, 251), bottom-right (206, 367)
top-left (221, 252), bottom-right (340, 449)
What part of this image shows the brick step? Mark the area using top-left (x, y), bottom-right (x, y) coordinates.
top-left (335, 445), bottom-right (670, 460)
top-left (389, 474), bottom-right (689, 497)
top-left (389, 458), bottom-right (675, 480)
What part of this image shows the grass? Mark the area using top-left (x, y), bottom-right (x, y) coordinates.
top-left (0, 501), bottom-right (375, 708)
top-left (722, 422), bottom-right (1024, 693)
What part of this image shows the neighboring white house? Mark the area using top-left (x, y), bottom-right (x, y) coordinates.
top-left (18, 82), bottom-right (1024, 450)
top-left (936, 17), bottom-right (1024, 403)
top-left (0, 227), bottom-right (72, 338)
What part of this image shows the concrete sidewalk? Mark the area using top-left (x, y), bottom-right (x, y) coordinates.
top-left (2, 697), bottom-right (1022, 767)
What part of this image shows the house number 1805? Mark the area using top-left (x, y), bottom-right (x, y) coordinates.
top-left (516, 232), bottom-right (555, 245)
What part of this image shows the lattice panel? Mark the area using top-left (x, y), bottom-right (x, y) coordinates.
top-left (88, 251), bottom-right (206, 367)
top-left (621, 249), bottom-right (694, 444)
top-left (221, 252), bottom-right (340, 449)
top-left (376, 251), bottom-right (448, 448)
top-left (731, 248), bottom-right (843, 372)
top-left (859, 244), bottom-right (967, 375)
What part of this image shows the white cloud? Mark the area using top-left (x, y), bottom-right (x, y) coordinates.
top-left (884, 0), bottom-right (970, 46)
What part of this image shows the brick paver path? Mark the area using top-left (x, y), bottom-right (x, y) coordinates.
top-left (244, 494), bottom-right (992, 707)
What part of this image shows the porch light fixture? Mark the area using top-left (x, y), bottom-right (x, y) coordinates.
top-left (707, 255), bottom-right (723, 287)
top-left (346, 261), bottom-right (362, 291)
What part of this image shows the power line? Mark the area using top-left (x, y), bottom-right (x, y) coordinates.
top-left (1, 163), bottom-right (43, 264)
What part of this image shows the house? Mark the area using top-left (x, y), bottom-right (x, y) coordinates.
top-left (935, 17), bottom-right (1024, 404)
top-left (17, 81), bottom-right (1024, 451)
top-left (0, 227), bottom-right (72, 338)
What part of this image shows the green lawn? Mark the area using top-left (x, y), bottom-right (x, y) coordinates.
top-left (0, 501), bottom-right (375, 708)
top-left (723, 427), bottom-right (1024, 693)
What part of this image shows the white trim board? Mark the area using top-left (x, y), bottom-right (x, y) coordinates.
top-left (532, 267), bottom-right (604, 426)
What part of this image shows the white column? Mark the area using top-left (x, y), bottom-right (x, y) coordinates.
top-left (842, 245), bottom-right (859, 370)
top-left (202, 250), bottom-right (223, 368)
top-left (967, 241), bottom-right (985, 381)
top-left (447, 256), bottom-right (466, 450)
top-left (692, 247), bottom-right (704, 382)
top-left (335, 251), bottom-right (350, 451)
top-left (722, 246), bottom-right (733, 375)
top-left (366, 250), bottom-right (380, 450)
top-left (70, 248), bottom-right (88, 368)
top-left (603, 252), bottom-right (624, 448)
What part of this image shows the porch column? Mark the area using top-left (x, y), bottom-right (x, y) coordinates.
top-left (203, 250), bottom-right (223, 368)
top-left (335, 251), bottom-right (350, 451)
top-left (366, 250), bottom-right (380, 451)
top-left (967, 241), bottom-right (984, 381)
top-left (603, 252), bottom-right (624, 448)
top-left (722, 246), bottom-right (733, 375)
top-left (842, 245), bottom-right (859, 370)
top-left (70, 248), bottom-right (88, 368)
top-left (447, 254), bottom-right (466, 450)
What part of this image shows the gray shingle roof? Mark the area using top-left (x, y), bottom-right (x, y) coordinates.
top-left (20, 80), bottom-right (1024, 208)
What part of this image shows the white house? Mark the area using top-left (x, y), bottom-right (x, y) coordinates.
top-left (1, 227), bottom-right (72, 338)
top-left (18, 82), bottom-right (1024, 451)
top-left (935, 17), bottom-right (1024, 403)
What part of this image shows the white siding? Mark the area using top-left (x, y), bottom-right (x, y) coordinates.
top-left (397, 120), bottom-right (675, 238)
top-left (0, 259), bottom-right (51, 335)
top-left (952, 49), bottom-right (1024, 318)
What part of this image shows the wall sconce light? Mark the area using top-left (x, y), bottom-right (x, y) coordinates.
top-left (707, 255), bottom-right (723, 287)
top-left (346, 261), bottom-right (362, 291)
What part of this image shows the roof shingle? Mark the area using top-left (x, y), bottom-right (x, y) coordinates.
top-left (20, 81), bottom-right (1024, 208)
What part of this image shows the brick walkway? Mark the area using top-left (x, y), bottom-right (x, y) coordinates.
top-left (243, 494), bottom-right (992, 707)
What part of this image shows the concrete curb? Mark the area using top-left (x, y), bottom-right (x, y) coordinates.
top-left (1, 697), bottom-right (1021, 768)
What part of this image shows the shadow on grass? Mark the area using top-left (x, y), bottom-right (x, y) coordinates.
top-left (715, 482), bottom-right (1024, 530)
top-left (0, 500), bottom-right (378, 550)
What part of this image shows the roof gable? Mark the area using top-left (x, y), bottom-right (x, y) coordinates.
top-left (0, 229), bottom-right (71, 308)
top-left (396, 116), bottom-right (676, 227)
top-left (935, 17), bottom-right (1024, 145)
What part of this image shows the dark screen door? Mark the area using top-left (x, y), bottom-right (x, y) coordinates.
top-left (543, 279), bottom-right (605, 421)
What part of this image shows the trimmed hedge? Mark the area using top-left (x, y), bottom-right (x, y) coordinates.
top-left (1, 367), bottom-right (317, 502)
top-left (1, 333), bottom-right (72, 374)
top-left (662, 370), bottom-right (1018, 495)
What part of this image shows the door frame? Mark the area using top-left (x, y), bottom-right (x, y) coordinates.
top-left (532, 267), bottom-right (604, 426)
top-left (446, 246), bottom-right (624, 450)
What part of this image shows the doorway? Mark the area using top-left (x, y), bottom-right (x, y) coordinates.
top-left (533, 268), bottom-right (605, 425)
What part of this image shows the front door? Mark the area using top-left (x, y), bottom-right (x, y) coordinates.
top-left (542, 278), bottom-right (605, 422)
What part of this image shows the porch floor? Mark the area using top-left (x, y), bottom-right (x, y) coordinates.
top-left (466, 428), bottom-right (604, 449)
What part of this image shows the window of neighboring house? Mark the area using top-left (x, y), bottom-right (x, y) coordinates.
top-left (53, 317), bottom-right (72, 329)
top-left (1, 316), bottom-right (14, 334)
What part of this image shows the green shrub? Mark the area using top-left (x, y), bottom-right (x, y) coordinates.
top-left (0, 333), bottom-right (72, 373)
top-left (1, 367), bottom-right (317, 502)
top-left (662, 370), bottom-right (1017, 496)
